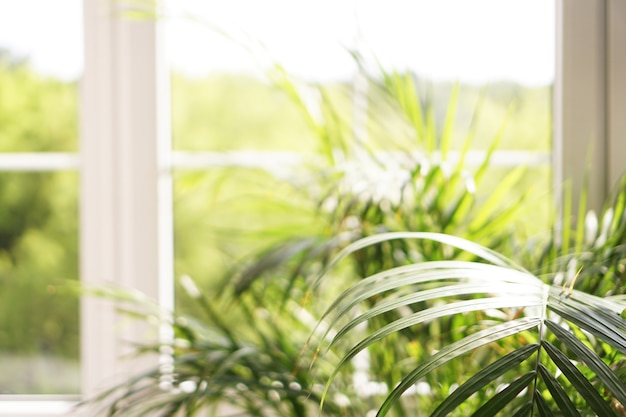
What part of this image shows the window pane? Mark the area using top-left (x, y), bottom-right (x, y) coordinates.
top-left (171, 74), bottom-right (318, 152)
top-left (0, 0), bottom-right (81, 152)
top-left (357, 0), bottom-right (554, 86)
top-left (173, 168), bottom-right (315, 311)
top-left (170, 1), bottom-right (555, 294)
top-left (350, 0), bottom-right (554, 156)
top-left (0, 171), bottom-right (79, 395)
top-left (167, 0), bottom-right (355, 152)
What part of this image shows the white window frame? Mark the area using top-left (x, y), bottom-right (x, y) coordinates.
top-left (78, 0), bottom-right (173, 409)
top-left (1, 0), bottom-right (625, 416)
top-left (554, 0), bottom-right (626, 213)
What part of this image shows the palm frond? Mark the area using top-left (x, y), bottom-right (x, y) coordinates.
top-left (316, 232), bottom-right (626, 416)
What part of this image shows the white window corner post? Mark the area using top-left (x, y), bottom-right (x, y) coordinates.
top-left (80, 0), bottom-right (172, 406)
top-left (555, 0), bottom-right (626, 216)
top-left (607, 0), bottom-right (626, 189)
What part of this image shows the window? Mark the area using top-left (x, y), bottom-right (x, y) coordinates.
top-left (555, 0), bottom-right (626, 213)
top-left (168, 0), bottom-right (556, 306)
top-left (0, 0), bottom-right (82, 412)
top-left (1, 1), bottom-right (625, 416)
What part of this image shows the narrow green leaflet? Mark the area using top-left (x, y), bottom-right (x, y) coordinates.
top-left (313, 232), bottom-right (529, 290)
top-left (537, 363), bottom-right (581, 417)
top-left (545, 320), bottom-right (626, 406)
top-left (533, 389), bottom-right (555, 417)
top-left (440, 84), bottom-right (459, 160)
top-left (329, 282), bottom-right (539, 349)
top-left (317, 260), bottom-right (540, 340)
top-left (548, 301), bottom-right (626, 354)
top-left (431, 344), bottom-right (539, 417)
top-left (469, 372), bottom-right (536, 417)
top-left (469, 165), bottom-right (526, 233)
top-left (542, 341), bottom-right (616, 416)
top-left (375, 318), bottom-right (541, 417)
top-left (326, 298), bottom-right (541, 386)
top-left (510, 402), bottom-right (533, 417)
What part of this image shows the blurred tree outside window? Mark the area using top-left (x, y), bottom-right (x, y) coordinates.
top-left (0, 0), bottom-right (82, 396)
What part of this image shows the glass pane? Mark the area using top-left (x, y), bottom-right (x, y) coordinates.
top-left (170, 1), bottom-right (555, 286)
top-left (167, 0), bottom-right (355, 152)
top-left (0, 171), bottom-right (79, 395)
top-left (168, 0), bottom-right (553, 153)
top-left (171, 74), bottom-right (318, 152)
top-left (0, 0), bottom-right (82, 152)
top-left (357, 0), bottom-right (554, 86)
top-left (173, 168), bottom-right (316, 311)
top-left (354, 0), bottom-right (554, 153)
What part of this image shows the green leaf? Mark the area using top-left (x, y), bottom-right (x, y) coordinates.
top-left (233, 237), bottom-right (318, 295)
top-left (469, 165), bottom-right (526, 232)
top-left (319, 263), bottom-right (543, 343)
top-left (315, 232), bottom-right (528, 290)
top-left (537, 363), bottom-right (581, 417)
top-left (510, 402), bottom-right (533, 417)
top-left (328, 296), bottom-right (541, 367)
top-left (544, 319), bottom-right (626, 406)
top-left (473, 104), bottom-right (512, 185)
top-left (542, 340), bottom-right (616, 416)
top-left (574, 175), bottom-right (588, 254)
top-left (440, 84), bottom-right (459, 160)
top-left (534, 389), bottom-right (555, 417)
top-left (561, 181), bottom-right (572, 256)
top-left (431, 344), bottom-right (540, 417)
top-left (374, 318), bottom-right (541, 417)
top-left (328, 282), bottom-right (541, 349)
top-left (548, 292), bottom-right (626, 355)
top-left (426, 103), bottom-right (437, 153)
top-left (469, 371), bottom-right (536, 417)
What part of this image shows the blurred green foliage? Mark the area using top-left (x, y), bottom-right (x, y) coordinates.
top-left (172, 71), bottom-right (553, 297)
top-left (0, 53), bottom-right (79, 394)
top-left (0, 51), bottom-right (78, 152)
top-left (172, 73), bottom-right (319, 151)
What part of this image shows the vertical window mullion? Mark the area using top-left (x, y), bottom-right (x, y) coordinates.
top-left (554, 0), bottom-right (607, 215)
top-left (80, 0), bottom-right (171, 404)
top-left (555, 0), bottom-right (626, 215)
top-left (607, 0), bottom-right (626, 187)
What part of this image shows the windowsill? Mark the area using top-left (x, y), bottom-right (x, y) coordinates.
top-left (0, 397), bottom-right (79, 416)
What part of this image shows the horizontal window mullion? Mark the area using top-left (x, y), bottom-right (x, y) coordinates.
top-left (172, 150), bottom-right (551, 170)
top-left (171, 151), bottom-right (303, 170)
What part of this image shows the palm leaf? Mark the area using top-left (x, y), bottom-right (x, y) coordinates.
top-left (542, 340), bottom-right (616, 416)
top-left (537, 363), bottom-right (581, 417)
top-left (544, 319), bottom-right (626, 405)
top-left (469, 372), bottom-right (536, 417)
top-left (431, 344), bottom-right (539, 417)
top-left (532, 389), bottom-right (555, 417)
top-left (315, 233), bottom-right (626, 416)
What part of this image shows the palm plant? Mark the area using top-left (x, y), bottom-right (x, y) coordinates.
top-left (309, 175), bottom-right (626, 416)
top-left (88, 174), bottom-right (626, 416)
top-left (82, 279), bottom-right (346, 417)
top-left (312, 232), bottom-right (626, 416)
top-left (232, 61), bottom-right (528, 300)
